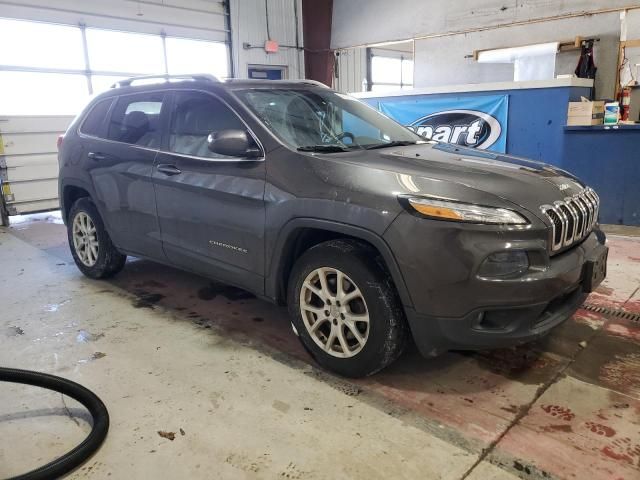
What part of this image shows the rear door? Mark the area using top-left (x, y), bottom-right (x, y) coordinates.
top-left (81, 92), bottom-right (167, 259)
top-left (152, 90), bottom-right (266, 294)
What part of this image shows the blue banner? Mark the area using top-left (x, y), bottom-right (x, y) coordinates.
top-left (364, 94), bottom-right (509, 153)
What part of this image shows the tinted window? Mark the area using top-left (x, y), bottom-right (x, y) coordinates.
top-left (107, 93), bottom-right (165, 147)
top-left (80, 98), bottom-right (113, 137)
top-left (126, 101), bottom-right (161, 115)
top-left (169, 91), bottom-right (246, 159)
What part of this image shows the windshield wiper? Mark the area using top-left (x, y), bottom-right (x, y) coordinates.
top-left (365, 140), bottom-right (418, 150)
top-left (297, 145), bottom-right (350, 153)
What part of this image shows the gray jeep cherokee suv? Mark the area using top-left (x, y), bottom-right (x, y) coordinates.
top-left (58, 75), bottom-right (608, 377)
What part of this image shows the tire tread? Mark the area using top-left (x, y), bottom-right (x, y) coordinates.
top-left (288, 239), bottom-right (408, 377)
top-left (67, 198), bottom-right (126, 279)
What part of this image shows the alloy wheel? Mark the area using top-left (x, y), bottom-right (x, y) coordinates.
top-left (72, 212), bottom-right (99, 267)
top-left (299, 267), bottom-right (370, 358)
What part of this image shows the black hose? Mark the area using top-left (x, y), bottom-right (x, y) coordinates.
top-left (0, 367), bottom-right (109, 480)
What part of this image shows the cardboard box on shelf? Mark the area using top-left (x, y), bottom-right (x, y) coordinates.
top-left (567, 115), bottom-right (604, 126)
top-left (567, 99), bottom-right (605, 126)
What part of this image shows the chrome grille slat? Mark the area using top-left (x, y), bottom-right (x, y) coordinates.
top-left (571, 198), bottom-right (587, 237)
top-left (586, 195), bottom-right (595, 228)
top-left (574, 197), bottom-right (589, 235)
top-left (540, 187), bottom-right (600, 252)
top-left (553, 202), bottom-right (570, 246)
top-left (582, 191), bottom-right (594, 226)
top-left (563, 201), bottom-right (580, 245)
top-left (590, 190), bottom-right (600, 221)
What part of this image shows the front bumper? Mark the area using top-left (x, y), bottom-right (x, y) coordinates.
top-left (404, 287), bottom-right (588, 356)
top-left (383, 212), bottom-right (606, 356)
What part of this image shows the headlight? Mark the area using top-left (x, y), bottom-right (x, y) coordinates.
top-left (403, 196), bottom-right (528, 225)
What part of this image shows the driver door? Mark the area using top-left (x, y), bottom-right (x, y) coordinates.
top-left (152, 90), bottom-right (266, 294)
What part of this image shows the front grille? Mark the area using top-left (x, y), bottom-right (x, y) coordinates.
top-left (540, 187), bottom-right (600, 252)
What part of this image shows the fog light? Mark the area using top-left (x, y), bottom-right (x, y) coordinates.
top-left (474, 311), bottom-right (515, 331)
top-left (478, 251), bottom-right (529, 278)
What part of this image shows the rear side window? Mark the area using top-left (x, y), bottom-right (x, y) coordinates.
top-left (125, 101), bottom-right (161, 115)
top-left (80, 98), bottom-right (113, 137)
top-left (107, 92), bottom-right (165, 148)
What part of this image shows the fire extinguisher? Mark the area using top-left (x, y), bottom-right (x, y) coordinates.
top-left (619, 87), bottom-right (631, 122)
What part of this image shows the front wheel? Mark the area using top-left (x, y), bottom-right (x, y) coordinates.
top-left (288, 239), bottom-right (408, 377)
top-left (67, 197), bottom-right (126, 279)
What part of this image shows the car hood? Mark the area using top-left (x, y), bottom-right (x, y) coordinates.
top-left (333, 142), bottom-right (586, 218)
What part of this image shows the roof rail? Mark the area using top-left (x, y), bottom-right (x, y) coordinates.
top-left (111, 74), bottom-right (220, 88)
top-left (288, 79), bottom-right (331, 89)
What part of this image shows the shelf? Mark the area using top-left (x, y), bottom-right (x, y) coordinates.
top-left (564, 124), bottom-right (640, 132)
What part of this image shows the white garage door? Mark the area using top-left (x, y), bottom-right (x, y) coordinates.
top-left (0, 115), bottom-right (73, 224)
top-left (0, 1), bottom-right (231, 225)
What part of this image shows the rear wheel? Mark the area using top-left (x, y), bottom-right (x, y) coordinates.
top-left (67, 198), bottom-right (126, 279)
top-left (288, 239), bottom-right (407, 377)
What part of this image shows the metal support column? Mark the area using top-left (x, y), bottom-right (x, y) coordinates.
top-left (223, 0), bottom-right (235, 78)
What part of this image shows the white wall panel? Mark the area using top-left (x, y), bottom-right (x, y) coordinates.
top-left (229, 0), bottom-right (304, 79)
top-left (330, 1), bottom-right (636, 99)
top-left (413, 12), bottom-right (621, 98)
top-left (627, 8), bottom-right (640, 32)
top-left (331, 0), bottom-right (640, 49)
top-left (334, 48), bottom-right (367, 93)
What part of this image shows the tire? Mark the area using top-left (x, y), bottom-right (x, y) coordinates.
top-left (288, 239), bottom-right (408, 377)
top-left (67, 197), bottom-right (126, 279)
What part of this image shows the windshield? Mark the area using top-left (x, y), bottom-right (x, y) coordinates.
top-left (234, 87), bottom-right (422, 151)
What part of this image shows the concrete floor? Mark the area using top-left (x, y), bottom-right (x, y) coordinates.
top-left (1, 213), bottom-right (639, 480)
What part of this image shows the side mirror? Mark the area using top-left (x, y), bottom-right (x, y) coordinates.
top-left (207, 129), bottom-right (260, 158)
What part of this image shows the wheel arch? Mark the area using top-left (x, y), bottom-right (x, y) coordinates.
top-left (266, 218), bottom-right (413, 309)
top-left (60, 180), bottom-right (95, 224)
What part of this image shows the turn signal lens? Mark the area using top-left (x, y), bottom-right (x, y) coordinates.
top-left (405, 197), bottom-right (528, 225)
top-left (408, 202), bottom-right (464, 220)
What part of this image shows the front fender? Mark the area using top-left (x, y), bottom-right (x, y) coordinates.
top-left (265, 217), bottom-right (413, 309)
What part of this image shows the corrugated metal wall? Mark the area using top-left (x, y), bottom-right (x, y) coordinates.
top-left (333, 48), bottom-right (366, 93)
top-left (230, 0), bottom-right (304, 79)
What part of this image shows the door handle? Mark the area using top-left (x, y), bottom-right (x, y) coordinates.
top-left (87, 151), bottom-right (106, 161)
top-left (156, 164), bottom-right (182, 176)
